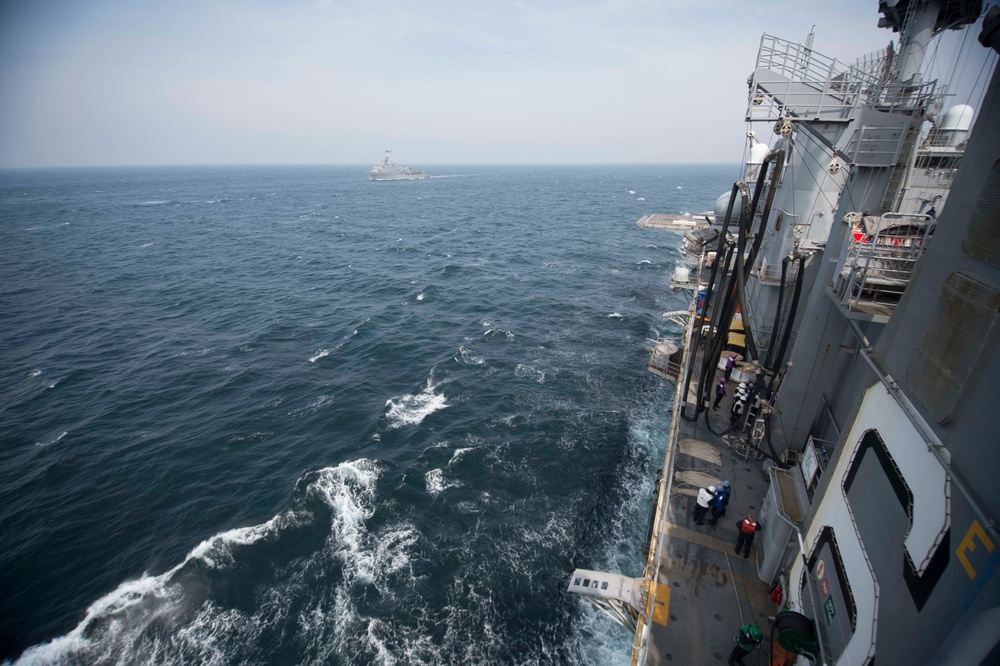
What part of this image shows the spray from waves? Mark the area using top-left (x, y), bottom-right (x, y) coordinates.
top-left (482, 328), bottom-right (514, 341)
top-left (309, 349), bottom-right (330, 363)
top-left (424, 468), bottom-right (461, 496)
top-left (384, 377), bottom-right (449, 429)
top-left (606, 313), bottom-right (624, 319)
top-left (514, 363), bottom-right (546, 384)
top-left (12, 459), bottom-right (387, 666)
top-left (454, 346), bottom-right (484, 367)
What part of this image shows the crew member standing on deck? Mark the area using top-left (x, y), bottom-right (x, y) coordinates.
top-left (707, 480), bottom-right (731, 526)
top-left (713, 377), bottom-right (727, 410)
top-left (730, 383), bottom-right (748, 425)
top-left (727, 623), bottom-right (763, 665)
top-left (693, 485), bottom-right (714, 525)
top-left (724, 354), bottom-right (735, 382)
top-left (734, 514), bottom-right (762, 558)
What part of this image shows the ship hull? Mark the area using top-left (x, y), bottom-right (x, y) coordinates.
top-left (367, 173), bottom-right (430, 181)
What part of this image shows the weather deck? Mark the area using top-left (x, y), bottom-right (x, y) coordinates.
top-left (636, 369), bottom-right (780, 665)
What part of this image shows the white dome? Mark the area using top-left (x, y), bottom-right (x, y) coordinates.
top-left (940, 104), bottom-right (974, 131)
top-left (673, 266), bottom-right (691, 283)
top-left (747, 142), bottom-right (770, 165)
top-left (714, 190), bottom-right (736, 223)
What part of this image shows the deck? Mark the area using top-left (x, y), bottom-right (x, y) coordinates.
top-left (635, 367), bottom-right (781, 664)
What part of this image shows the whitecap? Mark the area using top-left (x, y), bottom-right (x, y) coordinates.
top-left (514, 364), bottom-right (546, 384)
top-left (449, 447), bottom-right (475, 465)
top-left (35, 431), bottom-right (67, 447)
top-left (607, 312), bottom-right (624, 319)
top-left (482, 328), bottom-right (513, 341)
top-left (309, 349), bottom-right (330, 363)
top-left (637, 197), bottom-right (645, 201)
top-left (637, 259), bottom-right (652, 266)
top-left (425, 468), bottom-right (458, 496)
top-left (137, 200), bottom-right (169, 206)
top-left (628, 190), bottom-right (636, 195)
top-left (416, 293), bottom-right (426, 301)
top-left (29, 369), bottom-right (42, 377)
top-left (13, 460), bottom-right (382, 665)
top-left (140, 242), bottom-right (154, 248)
top-left (455, 346), bottom-right (485, 366)
top-left (384, 378), bottom-right (449, 429)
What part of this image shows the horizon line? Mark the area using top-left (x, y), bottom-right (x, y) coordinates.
top-left (1, 161), bottom-right (741, 170)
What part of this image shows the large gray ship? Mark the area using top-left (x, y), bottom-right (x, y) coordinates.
top-left (367, 150), bottom-right (430, 181)
top-left (570, 2), bottom-right (1000, 664)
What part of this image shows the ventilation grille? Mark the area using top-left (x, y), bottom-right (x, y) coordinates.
top-left (907, 273), bottom-right (1000, 423)
top-left (963, 159), bottom-right (1000, 268)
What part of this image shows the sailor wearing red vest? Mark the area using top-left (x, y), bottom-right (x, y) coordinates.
top-left (734, 515), bottom-right (762, 559)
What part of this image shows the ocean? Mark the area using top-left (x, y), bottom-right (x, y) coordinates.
top-left (0, 164), bottom-right (736, 665)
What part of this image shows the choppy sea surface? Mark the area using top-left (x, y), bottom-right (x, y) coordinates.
top-left (0, 164), bottom-right (736, 665)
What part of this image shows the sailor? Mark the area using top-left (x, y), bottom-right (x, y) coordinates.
top-left (713, 377), bottom-right (727, 410)
top-left (707, 480), bottom-right (731, 525)
top-left (727, 623), bottom-right (763, 665)
top-left (734, 514), bottom-right (762, 559)
top-left (724, 354), bottom-right (736, 382)
top-left (730, 383), bottom-right (748, 424)
top-left (693, 485), bottom-right (714, 525)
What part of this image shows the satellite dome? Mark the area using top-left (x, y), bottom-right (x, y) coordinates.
top-left (940, 104), bottom-right (974, 132)
top-left (747, 141), bottom-right (770, 166)
top-left (714, 190), bottom-right (736, 223)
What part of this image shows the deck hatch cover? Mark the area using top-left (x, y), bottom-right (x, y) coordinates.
top-left (962, 159), bottom-right (1000, 267)
top-left (906, 272), bottom-right (1000, 423)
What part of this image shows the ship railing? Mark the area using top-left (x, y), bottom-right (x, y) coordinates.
top-left (834, 212), bottom-right (933, 312)
top-left (748, 35), bottom-right (941, 123)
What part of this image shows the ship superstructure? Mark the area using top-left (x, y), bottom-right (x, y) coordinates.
top-left (367, 150), bottom-right (430, 181)
top-left (569, 2), bottom-right (1000, 664)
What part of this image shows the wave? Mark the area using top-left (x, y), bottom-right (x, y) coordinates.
top-left (514, 363), bottom-right (546, 384)
top-left (425, 468), bottom-right (461, 496)
top-left (454, 346), bottom-right (485, 366)
top-left (13, 460), bottom-right (384, 665)
top-left (384, 377), bottom-right (449, 429)
top-left (606, 312), bottom-right (624, 319)
top-left (636, 259), bottom-right (652, 266)
top-left (482, 328), bottom-right (513, 341)
top-left (309, 349), bottom-right (330, 363)
top-left (34, 431), bottom-right (67, 447)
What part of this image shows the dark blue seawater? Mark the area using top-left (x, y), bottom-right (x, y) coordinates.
top-left (0, 164), bottom-right (736, 665)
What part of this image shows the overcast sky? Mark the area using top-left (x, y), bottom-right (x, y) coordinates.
top-left (0, 0), bottom-right (995, 167)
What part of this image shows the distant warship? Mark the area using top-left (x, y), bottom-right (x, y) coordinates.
top-left (367, 151), bottom-right (430, 181)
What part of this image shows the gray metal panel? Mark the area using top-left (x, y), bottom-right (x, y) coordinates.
top-left (906, 272), bottom-right (1000, 423)
top-left (962, 159), bottom-right (1000, 268)
top-left (846, 446), bottom-right (922, 661)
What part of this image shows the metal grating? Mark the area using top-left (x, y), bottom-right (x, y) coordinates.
top-left (907, 273), bottom-right (1000, 423)
top-left (962, 159), bottom-right (1000, 267)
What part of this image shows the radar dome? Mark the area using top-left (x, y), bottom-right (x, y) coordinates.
top-left (940, 104), bottom-right (974, 132)
top-left (747, 142), bottom-right (770, 166)
top-left (714, 191), bottom-right (736, 223)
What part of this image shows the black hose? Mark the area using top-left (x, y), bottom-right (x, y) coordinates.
top-left (767, 253), bottom-right (806, 395)
top-left (763, 256), bottom-right (790, 370)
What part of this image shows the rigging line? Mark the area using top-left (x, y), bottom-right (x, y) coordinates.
top-left (724, 553), bottom-right (746, 626)
top-left (964, 50), bottom-right (998, 109)
top-left (791, 134), bottom-right (842, 212)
